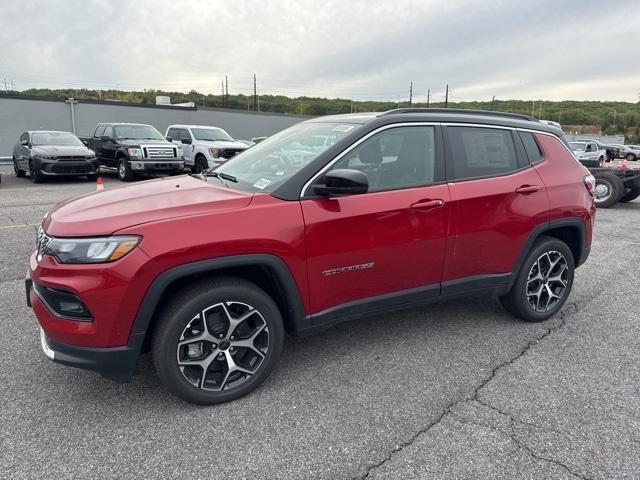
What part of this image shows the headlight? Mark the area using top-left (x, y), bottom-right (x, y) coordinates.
top-left (128, 148), bottom-right (142, 157)
top-left (42, 235), bottom-right (141, 264)
top-left (209, 148), bottom-right (222, 158)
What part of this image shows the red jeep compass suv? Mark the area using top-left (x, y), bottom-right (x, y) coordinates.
top-left (27, 109), bottom-right (596, 404)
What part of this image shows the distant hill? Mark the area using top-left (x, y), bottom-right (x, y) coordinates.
top-left (12, 88), bottom-right (640, 142)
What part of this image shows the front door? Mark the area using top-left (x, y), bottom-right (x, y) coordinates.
top-left (301, 125), bottom-right (450, 315)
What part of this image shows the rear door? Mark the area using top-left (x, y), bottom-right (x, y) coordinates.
top-left (301, 124), bottom-right (451, 316)
top-left (442, 124), bottom-right (549, 293)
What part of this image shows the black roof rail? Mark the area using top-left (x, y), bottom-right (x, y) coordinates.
top-left (380, 108), bottom-right (538, 122)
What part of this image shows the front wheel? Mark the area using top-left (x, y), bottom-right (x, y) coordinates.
top-left (193, 155), bottom-right (209, 174)
top-left (117, 159), bottom-right (134, 181)
top-left (152, 277), bottom-right (285, 405)
top-left (29, 161), bottom-right (43, 183)
top-left (626, 153), bottom-right (637, 162)
top-left (500, 236), bottom-right (575, 322)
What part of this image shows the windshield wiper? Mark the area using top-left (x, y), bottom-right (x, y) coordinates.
top-left (207, 171), bottom-right (238, 183)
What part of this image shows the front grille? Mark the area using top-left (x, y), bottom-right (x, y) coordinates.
top-left (36, 226), bottom-right (51, 261)
top-left (222, 149), bottom-right (244, 159)
top-left (143, 146), bottom-right (177, 159)
top-left (51, 164), bottom-right (92, 174)
top-left (56, 156), bottom-right (91, 162)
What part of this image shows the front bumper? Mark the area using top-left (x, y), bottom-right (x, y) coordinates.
top-left (128, 159), bottom-right (184, 172)
top-left (34, 158), bottom-right (100, 176)
top-left (38, 326), bottom-right (139, 382)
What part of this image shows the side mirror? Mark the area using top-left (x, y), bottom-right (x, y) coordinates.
top-left (313, 169), bottom-right (369, 196)
top-left (100, 135), bottom-right (112, 143)
top-left (181, 137), bottom-right (192, 145)
top-left (165, 136), bottom-right (173, 142)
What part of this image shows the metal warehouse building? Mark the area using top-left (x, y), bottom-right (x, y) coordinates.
top-left (0, 94), bottom-right (308, 157)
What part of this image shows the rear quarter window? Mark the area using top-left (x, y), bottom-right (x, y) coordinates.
top-left (519, 131), bottom-right (544, 164)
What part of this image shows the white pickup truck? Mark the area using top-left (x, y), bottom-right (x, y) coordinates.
top-left (569, 140), bottom-right (606, 167)
top-left (165, 125), bottom-right (249, 173)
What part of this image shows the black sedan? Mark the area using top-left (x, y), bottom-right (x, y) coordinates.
top-left (13, 131), bottom-right (100, 183)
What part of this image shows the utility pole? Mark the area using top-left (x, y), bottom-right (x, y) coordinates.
top-left (538, 101), bottom-right (542, 119)
top-left (409, 82), bottom-right (413, 105)
top-left (531, 100), bottom-right (535, 117)
top-left (253, 74), bottom-right (257, 111)
top-left (225, 75), bottom-right (229, 107)
top-left (445, 84), bottom-right (449, 108)
top-left (3, 78), bottom-right (7, 92)
top-left (221, 80), bottom-right (225, 107)
top-left (426, 89), bottom-right (430, 108)
top-left (490, 96), bottom-right (495, 110)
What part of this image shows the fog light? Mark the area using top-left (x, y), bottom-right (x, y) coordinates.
top-left (34, 283), bottom-right (93, 321)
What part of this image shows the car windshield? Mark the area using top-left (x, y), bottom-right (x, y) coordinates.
top-left (115, 125), bottom-right (164, 140)
top-left (569, 142), bottom-right (586, 151)
top-left (31, 132), bottom-right (83, 146)
top-left (192, 128), bottom-right (234, 142)
top-left (208, 122), bottom-right (359, 193)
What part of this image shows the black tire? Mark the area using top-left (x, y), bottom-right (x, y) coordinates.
top-left (117, 158), bottom-right (134, 181)
top-left (626, 153), bottom-right (637, 162)
top-left (193, 154), bottom-right (208, 174)
top-left (620, 186), bottom-right (640, 203)
top-left (152, 276), bottom-right (285, 405)
top-left (593, 172), bottom-right (624, 208)
top-left (29, 160), bottom-right (43, 183)
top-left (500, 236), bottom-right (575, 322)
top-left (13, 157), bottom-right (25, 177)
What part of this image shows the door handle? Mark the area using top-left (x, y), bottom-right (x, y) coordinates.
top-left (515, 185), bottom-right (540, 194)
top-left (410, 199), bottom-right (445, 211)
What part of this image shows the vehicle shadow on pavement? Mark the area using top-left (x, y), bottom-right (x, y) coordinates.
top-left (30, 294), bottom-right (547, 411)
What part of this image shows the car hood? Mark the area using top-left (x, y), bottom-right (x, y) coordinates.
top-left (118, 139), bottom-right (173, 146)
top-left (197, 140), bottom-right (248, 150)
top-left (43, 175), bottom-right (253, 237)
top-left (32, 145), bottom-right (94, 156)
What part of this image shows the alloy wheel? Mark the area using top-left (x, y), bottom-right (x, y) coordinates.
top-left (526, 251), bottom-right (568, 312)
top-left (176, 301), bottom-right (269, 391)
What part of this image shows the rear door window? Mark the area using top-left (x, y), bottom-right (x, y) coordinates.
top-left (447, 126), bottom-right (519, 180)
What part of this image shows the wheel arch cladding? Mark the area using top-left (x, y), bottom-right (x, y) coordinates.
top-left (513, 219), bottom-right (586, 275)
top-left (133, 255), bottom-right (306, 353)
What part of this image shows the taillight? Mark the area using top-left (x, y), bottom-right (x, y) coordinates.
top-left (584, 174), bottom-right (595, 195)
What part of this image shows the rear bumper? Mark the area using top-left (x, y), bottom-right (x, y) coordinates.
top-left (39, 327), bottom-right (139, 382)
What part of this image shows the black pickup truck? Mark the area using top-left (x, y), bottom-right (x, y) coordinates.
top-left (82, 123), bottom-right (184, 181)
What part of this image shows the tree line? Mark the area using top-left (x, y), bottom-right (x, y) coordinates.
top-left (12, 88), bottom-right (640, 141)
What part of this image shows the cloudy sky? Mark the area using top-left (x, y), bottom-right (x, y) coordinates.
top-left (1, 0), bottom-right (639, 102)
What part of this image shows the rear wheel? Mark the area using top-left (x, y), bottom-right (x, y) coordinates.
top-left (500, 236), bottom-right (574, 322)
top-left (626, 153), bottom-right (637, 162)
top-left (193, 154), bottom-right (208, 173)
top-left (593, 172), bottom-right (624, 208)
top-left (13, 157), bottom-right (25, 177)
top-left (152, 277), bottom-right (285, 405)
top-left (117, 158), bottom-right (134, 181)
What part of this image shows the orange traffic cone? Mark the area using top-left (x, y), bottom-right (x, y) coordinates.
top-left (96, 177), bottom-right (104, 191)
top-left (620, 159), bottom-right (628, 171)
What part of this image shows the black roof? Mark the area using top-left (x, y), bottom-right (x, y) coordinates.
top-left (306, 108), bottom-right (561, 135)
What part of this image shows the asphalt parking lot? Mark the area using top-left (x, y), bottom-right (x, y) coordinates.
top-left (0, 171), bottom-right (638, 480)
